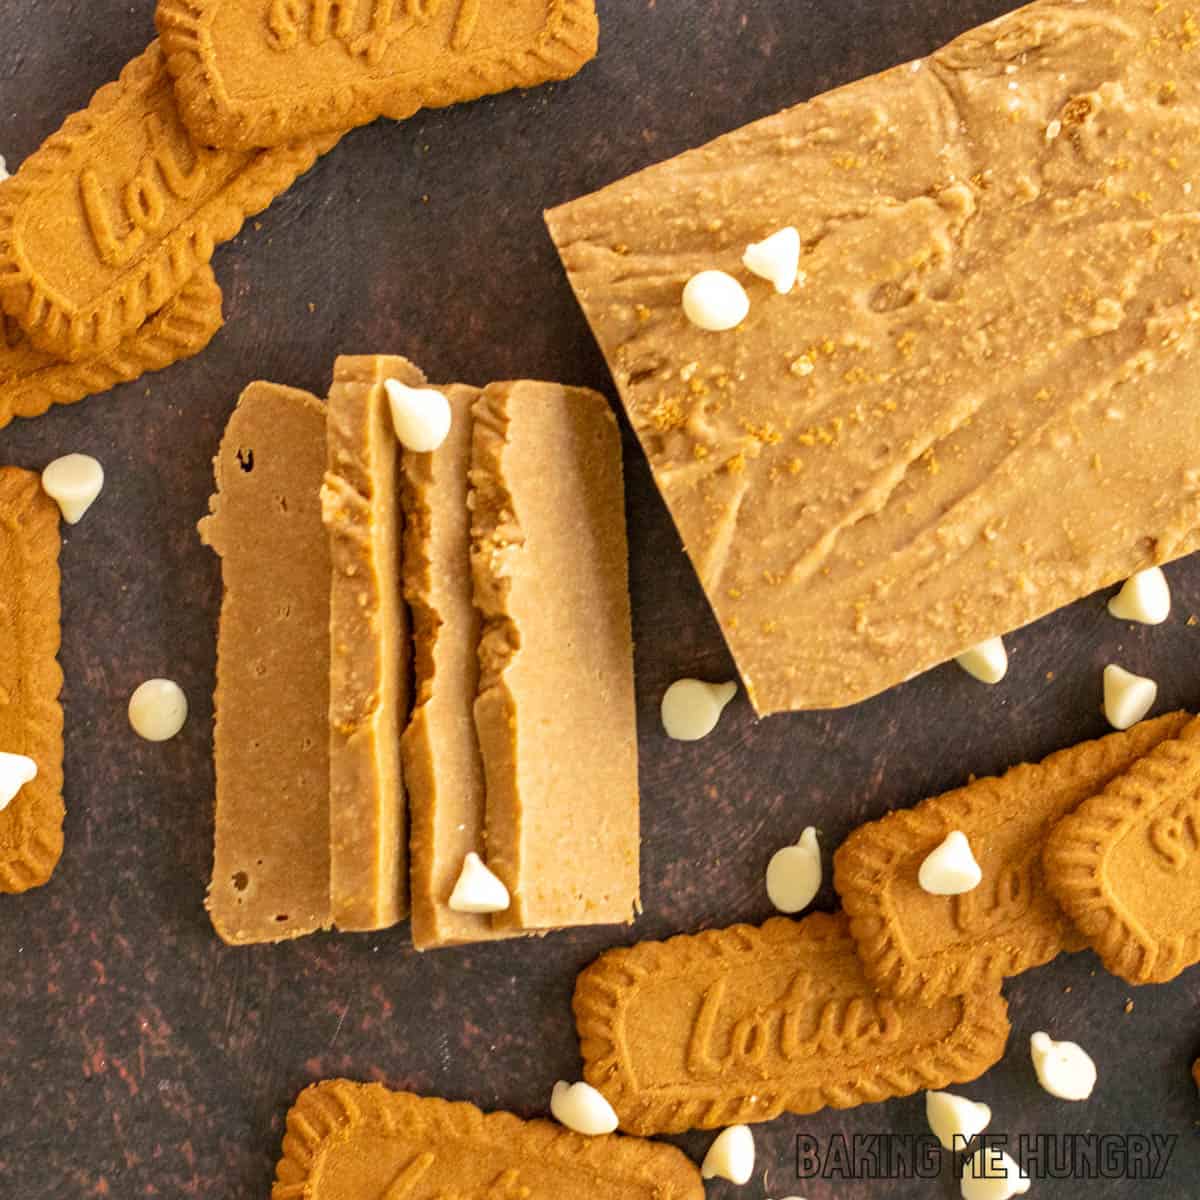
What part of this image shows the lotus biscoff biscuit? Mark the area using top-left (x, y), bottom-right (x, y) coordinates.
top-left (833, 714), bottom-right (1190, 1003)
top-left (156, 0), bottom-right (599, 150)
top-left (1045, 716), bottom-right (1200, 985)
top-left (573, 912), bottom-right (1010, 1136)
top-left (0, 41), bottom-right (335, 362)
top-left (0, 266), bottom-right (223, 429)
top-left (272, 1080), bottom-right (703, 1200)
top-left (0, 469), bottom-right (64, 894)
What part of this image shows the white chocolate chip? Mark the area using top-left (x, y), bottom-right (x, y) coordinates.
top-left (549, 1081), bottom-right (618, 1136)
top-left (961, 1147), bottom-right (1030, 1200)
top-left (955, 636), bottom-right (1008, 684)
top-left (385, 380), bottom-right (452, 452)
top-left (919, 831), bottom-right (982, 895)
top-left (926, 1091), bottom-right (991, 1151)
top-left (742, 227), bottom-right (802, 294)
top-left (1030, 1032), bottom-right (1097, 1101)
top-left (448, 851), bottom-right (510, 913)
top-left (128, 679), bottom-right (189, 742)
top-left (0, 752), bottom-right (37, 812)
top-left (1103, 664), bottom-right (1157, 730)
top-left (1107, 567), bottom-right (1170, 625)
top-left (766, 826), bottom-right (821, 914)
top-left (0, 156), bottom-right (9, 183)
top-left (41, 454), bottom-right (104, 525)
top-left (700, 1125), bottom-right (755, 1185)
top-left (661, 678), bottom-right (737, 740)
top-left (682, 271), bottom-right (750, 332)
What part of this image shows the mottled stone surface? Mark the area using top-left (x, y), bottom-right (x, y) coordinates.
top-left (0, 2), bottom-right (1196, 1198)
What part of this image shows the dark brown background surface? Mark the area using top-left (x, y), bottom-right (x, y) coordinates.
top-left (1, 1), bottom-right (1197, 1196)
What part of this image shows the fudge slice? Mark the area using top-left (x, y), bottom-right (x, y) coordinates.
top-left (199, 381), bottom-right (331, 943)
top-left (547, 0), bottom-right (1200, 713)
top-left (322, 355), bottom-right (418, 932)
top-left (471, 382), bottom-right (638, 930)
top-left (401, 383), bottom-right (520, 949)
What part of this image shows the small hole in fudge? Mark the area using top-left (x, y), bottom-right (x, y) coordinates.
top-left (275, 914), bottom-right (289, 922)
top-left (276, 495), bottom-right (288, 513)
top-left (236, 448), bottom-right (255, 473)
top-left (232, 871), bottom-right (249, 892)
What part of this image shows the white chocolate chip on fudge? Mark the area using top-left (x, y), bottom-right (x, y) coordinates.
top-left (1030, 1032), bottom-right (1097, 1101)
top-left (549, 1081), bottom-right (619, 1136)
top-left (766, 826), bottom-right (821, 914)
top-left (682, 270), bottom-right (750, 331)
top-left (742, 227), bottom-right (802, 294)
top-left (955, 636), bottom-right (1008, 684)
top-left (0, 752), bottom-right (37, 811)
top-left (447, 852), bottom-right (510, 914)
top-left (661, 678), bottom-right (737, 740)
top-left (42, 454), bottom-right (104, 525)
top-left (385, 380), bottom-right (452, 452)
top-left (1103, 664), bottom-right (1157, 730)
top-left (919, 830), bottom-right (983, 895)
top-left (1107, 567), bottom-right (1170, 625)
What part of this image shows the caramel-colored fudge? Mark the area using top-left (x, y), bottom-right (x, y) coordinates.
top-left (547, 0), bottom-right (1200, 714)
top-left (199, 381), bottom-right (331, 943)
top-left (322, 355), bottom-right (416, 932)
top-left (401, 383), bottom-right (517, 949)
top-left (471, 382), bottom-right (638, 930)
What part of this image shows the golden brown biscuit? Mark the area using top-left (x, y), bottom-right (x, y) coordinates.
top-left (0, 266), bottom-right (223, 429)
top-left (322, 354), bottom-right (418, 931)
top-left (0, 42), bottom-right (336, 361)
top-left (833, 714), bottom-right (1190, 1002)
top-left (0, 469), bottom-right (63, 893)
top-left (1044, 716), bottom-right (1200, 985)
top-left (272, 1080), bottom-right (703, 1200)
top-left (156, 0), bottom-right (599, 150)
top-left (573, 912), bottom-right (1010, 1136)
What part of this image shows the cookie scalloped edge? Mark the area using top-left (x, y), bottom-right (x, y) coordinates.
top-left (1044, 716), bottom-right (1200, 985)
top-left (156, 0), bottom-right (599, 150)
top-left (271, 1079), bottom-right (703, 1200)
top-left (0, 42), bottom-right (336, 361)
top-left (0, 469), bottom-right (64, 893)
top-left (832, 712), bottom-right (1190, 1002)
top-left (573, 912), bottom-right (1011, 1136)
top-left (1, 265), bottom-right (223, 428)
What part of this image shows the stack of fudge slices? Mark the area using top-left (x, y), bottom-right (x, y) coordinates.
top-left (199, 356), bottom-right (639, 948)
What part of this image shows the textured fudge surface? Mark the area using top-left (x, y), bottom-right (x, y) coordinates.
top-left (401, 383), bottom-right (514, 950)
top-left (471, 381), bottom-right (639, 930)
top-left (199, 381), bottom-right (332, 944)
top-left (548, 0), bottom-right (1200, 713)
top-left (322, 355), bottom-right (417, 932)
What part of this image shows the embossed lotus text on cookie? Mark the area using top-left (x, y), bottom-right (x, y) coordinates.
top-left (272, 1081), bottom-right (703, 1200)
top-left (0, 42), bottom-right (335, 361)
top-left (572, 913), bottom-right (1009, 1136)
top-left (0, 469), bottom-right (64, 893)
top-left (156, 0), bottom-right (599, 149)
top-left (0, 267), bottom-right (223, 428)
top-left (832, 714), bottom-right (1189, 1002)
top-left (1045, 716), bottom-right (1200, 985)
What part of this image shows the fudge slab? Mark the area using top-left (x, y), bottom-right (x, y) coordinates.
top-left (401, 383), bottom-right (516, 949)
top-left (547, 0), bottom-right (1200, 714)
top-left (0, 469), bottom-right (63, 893)
top-left (471, 381), bottom-right (638, 931)
top-left (322, 355), bottom-right (417, 932)
top-left (199, 381), bottom-right (331, 944)
top-left (833, 711), bottom-right (1189, 1002)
